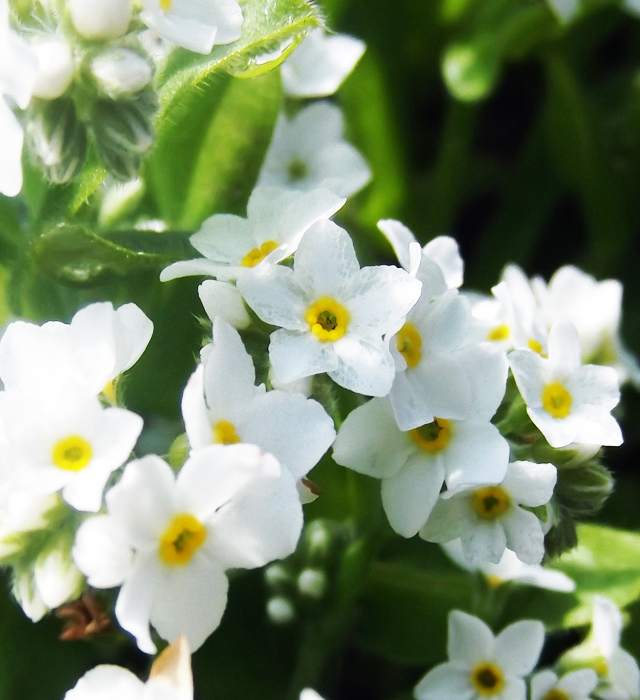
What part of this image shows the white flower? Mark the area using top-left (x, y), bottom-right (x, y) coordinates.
top-left (198, 279), bottom-right (250, 329)
top-left (0, 0), bottom-right (38, 197)
top-left (140, 0), bottom-right (243, 54)
top-left (237, 220), bottom-right (422, 397)
top-left (300, 691), bottom-right (325, 700)
top-left (281, 28), bottom-right (365, 97)
top-left (414, 610), bottom-right (545, 700)
top-left (68, 0), bottom-right (132, 41)
top-left (333, 396), bottom-right (509, 537)
top-left (160, 186), bottom-right (345, 282)
top-left (0, 301), bottom-right (153, 399)
top-left (91, 49), bottom-right (152, 98)
top-left (31, 38), bottom-right (75, 100)
top-left (508, 321), bottom-right (622, 448)
top-left (530, 669), bottom-right (598, 700)
top-left (65, 635), bottom-right (193, 700)
top-left (533, 265), bottom-right (640, 386)
top-left (378, 219), bottom-right (464, 289)
top-left (73, 448), bottom-right (303, 653)
top-left (181, 318), bottom-right (336, 489)
top-left (0, 391), bottom-right (143, 512)
top-left (546, 0), bottom-right (579, 22)
top-left (420, 460), bottom-right (557, 565)
top-left (257, 103), bottom-right (371, 198)
top-left (389, 256), bottom-right (508, 431)
top-left (442, 539), bottom-right (576, 592)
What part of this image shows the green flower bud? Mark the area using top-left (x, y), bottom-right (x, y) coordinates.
top-left (27, 98), bottom-right (88, 184)
top-left (555, 460), bottom-right (614, 518)
top-left (266, 596), bottom-right (295, 625)
top-left (91, 90), bottom-right (157, 181)
top-left (167, 433), bottom-right (190, 471)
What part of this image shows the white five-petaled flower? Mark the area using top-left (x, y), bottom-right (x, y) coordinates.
top-left (0, 391), bottom-right (143, 512)
top-left (442, 539), bottom-right (576, 592)
top-left (281, 28), bottom-right (365, 97)
top-left (420, 460), bottom-right (557, 565)
top-left (65, 635), bottom-right (193, 700)
top-left (0, 0), bottom-right (38, 197)
top-left (332, 393), bottom-right (509, 538)
top-left (0, 301), bottom-right (153, 400)
top-left (508, 321), bottom-right (622, 448)
top-left (73, 448), bottom-right (303, 653)
top-left (237, 220), bottom-right (422, 397)
top-left (140, 0), bottom-right (243, 54)
top-left (414, 610), bottom-right (545, 700)
top-left (530, 669), bottom-right (598, 700)
top-left (182, 318), bottom-right (336, 497)
top-left (160, 186), bottom-right (345, 283)
top-left (389, 255), bottom-right (507, 431)
top-left (257, 103), bottom-right (371, 198)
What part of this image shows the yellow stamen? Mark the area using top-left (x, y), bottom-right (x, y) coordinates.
top-left (213, 420), bottom-right (241, 445)
top-left (241, 240), bottom-right (279, 268)
top-left (542, 381), bottom-right (572, 419)
top-left (470, 662), bottom-right (505, 696)
top-left (52, 436), bottom-right (93, 472)
top-left (160, 0), bottom-right (171, 11)
top-left (396, 322), bottom-right (422, 368)
top-left (528, 338), bottom-right (543, 354)
top-left (485, 575), bottom-right (504, 589)
top-left (541, 690), bottom-right (570, 700)
top-left (409, 418), bottom-right (453, 453)
top-left (305, 297), bottom-right (349, 342)
top-left (594, 659), bottom-right (609, 676)
top-left (159, 514), bottom-right (206, 566)
top-left (471, 486), bottom-right (511, 520)
top-left (487, 324), bottom-right (510, 342)
top-left (102, 378), bottom-right (118, 405)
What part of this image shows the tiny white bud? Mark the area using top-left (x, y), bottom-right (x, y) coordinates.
top-left (266, 596), bottom-right (295, 624)
top-left (264, 564), bottom-right (291, 588)
top-left (297, 569), bottom-right (326, 599)
top-left (306, 520), bottom-right (331, 554)
top-left (91, 48), bottom-right (153, 98)
top-left (32, 39), bottom-right (75, 100)
top-left (68, 0), bottom-right (132, 41)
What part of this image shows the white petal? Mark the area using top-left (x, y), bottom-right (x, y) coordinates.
top-left (447, 610), bottom-right (495, 665)
top-left (417, 290), bottom-right (470, 355)
top-left (381, 453), bottom-right (445, 537)
top-left (423, 236), bottom-right (464, 289)
top-left (570, 364), bottom-right (621, 411)
top-left (458, 343), bottom-right (509, 422)
top-left (377, 219), bottom-right (417, 272)
top-left (149, 555), bottom-right (228, 652)
top-left (493, 619), bottom-right (545, 676)
top-left (530, 670), bottom-right (558, 700)
top-left (331, 335), bottom-right (396, 396)
top-left (557, 669), bottom-right (599, 697)
top-left (34, 549), bottom-right (83, 609)
top-left (113, 303), bottom-right (154, 374)
top-left (181, 366), bottom-right (213, 451)
top-left (414, 663), bottom-right (475, 700)
top-left (460, 519), bottom-right (507, 565)
top-left (508, 349), bottom-right (545, 409)
top-left (0, 101), bottom-right (24, 198)
top-left (500, 678), bottom-right (527, 700)
top-left (64, 666), bottom-right (144, 700)
top-left (547, 321), bottom-right (582, 378)
top-left (419, 496), bottom-right (468, 543)
top-left (199, 280), bottom-right (250, 329)
top-left (73, 515), bottom-right (133, 588)
top-left (592, 595), bottom-right (622, 657)
top-left (502, 507), bottom-right (545, 565)
top-left (607, 648), bottom-right (640, 698)
top-left (502, 461), bottom-right (556, 507)
top-left (269, 330), bottom-right (338, 385)
top-left (160, 258), bottom-right (231, 282)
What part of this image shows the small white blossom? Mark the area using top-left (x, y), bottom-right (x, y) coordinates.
top-left (530, 669), bottom-right (598, 700)
top-left (508, 321), bottom-right (622, 448)
top-left (281, 28), bottom-right (365, 97)
top-left (73, 448), bottom-right (303, 653)
top-left (420, 460), bottom-right (557, 565)
top-left (31, 38), bottom-right (75, 100)
top-left (442, 540), bottom-right (576, 592)
top-left (333, 396), bottom-right (509, 537)
top-left (68, 0), bottom-right (132, 41)
top-left (198, 279), bottom-right (250, 329)
top-left (414, 610), bottom-right (544, 700)
top-left (161, 186), bottom-right (345, 282)
top-left (237, 220), bottom-right (422, 397)
top-left (181, 318), bottom-right (336, 489)
top-left (140, 0), bottom-right (243, 54)
top-left (91, 49), bottom-right (152, 98)
top-left (258, 103), bottom-right (371, 198)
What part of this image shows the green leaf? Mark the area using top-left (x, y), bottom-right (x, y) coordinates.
top-left (31, 224), bottom-right (196, 285)
top-left (155, 0), bottom-right (322, 117)
top-left (147, 70), bottom-right (281, 229)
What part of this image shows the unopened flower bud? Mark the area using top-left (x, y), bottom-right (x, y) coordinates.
top-left (297, 568), bottom-right (326, 599)
top-left (264, 564), bottom-right (291, 588)
top-left (167, 432), bottom-right (190, 470)
top-left (32, 39), bottom-right (75, 100)
top-left (304, 520), bottom-right (331, 557)
top-left (68, 0), bottom-right (132, 41)
top-left (266, 596), bottom-right (295, 625)
top-left (91, 48), bottom-right (153, 99)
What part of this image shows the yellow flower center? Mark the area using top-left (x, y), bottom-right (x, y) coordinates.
top-left (160, 0), bottom-right (171, 11)
top-left (471, 486), bottom-right (511, 520)
top-left (528, 338), bottom-right (543, 354)
top-left (541, 690), bottom-right (571, 700)
top-left (52, 436), bottom-right (93, 472)
top-left (213, 420), bottom-right (241, 445)
top-left (396, 322), bottom-right (422, 368)
top-left (159, 514), bottom-right (206, 566)
top-left (241, 240), bottom-right (279, 268)
top-left (487, 324), bottom-right (510, 342)
top-left (470, 662), bottom-right (505, 696)
top-left (485, 575), bottom-right (504, 589)
top-left (409, 419), bottom-right (453, 453)
top-left (542, 381), bottom-right (572, 419)
top-left (306, 297), bottom-right (350, 342)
